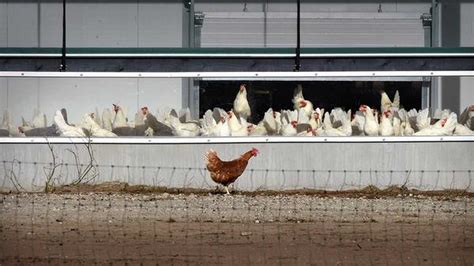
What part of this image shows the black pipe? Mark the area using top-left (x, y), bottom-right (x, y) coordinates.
top-left (294, 0), bottom-right (301, 71)
top-left (60, 0), bottom-right (66, 71)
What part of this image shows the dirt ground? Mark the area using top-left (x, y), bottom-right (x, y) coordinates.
top-left (1, 191), bottom-right (473, 265)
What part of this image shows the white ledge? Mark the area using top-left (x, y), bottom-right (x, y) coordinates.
top-left (0, 136), bottom-right (473, 144)
top-left (1, 71), bottom-right (474, 78)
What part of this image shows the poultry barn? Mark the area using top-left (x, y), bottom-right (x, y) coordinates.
top-left (1, 0), bottom-right (474, 264)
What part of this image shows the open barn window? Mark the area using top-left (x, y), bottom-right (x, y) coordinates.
top-left (199, 81), bottom-right (422, 123)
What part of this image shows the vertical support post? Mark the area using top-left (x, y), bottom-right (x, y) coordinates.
top-left (294, 0), bottom-right (301, 71)
top-left (430, 0), bottom-right (441, 111)
top-left (59, 0), bottom-right (67, 71)
top-left (188, 0), bottom-right (195, 48)
top-left (421, 13), bottom-right (432, 110)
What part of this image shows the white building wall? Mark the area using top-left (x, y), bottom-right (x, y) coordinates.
top-left (460, 2), bottom-right (474, 112)
top-left (0, 1), bottom-right (185, 125)
top-left (0, 1), bottom-right (472, 123)
top-left (197, 1), bottom-right (430, 48)
top-left (195, 2), bottom-right (431, 13)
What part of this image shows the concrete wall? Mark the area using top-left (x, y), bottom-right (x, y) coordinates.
top-left (0, 1), bottom-right (186, 125)
top-left (1, 142), bottom-right (472, 192)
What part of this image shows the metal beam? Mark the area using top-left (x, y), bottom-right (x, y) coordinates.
top-left (0, 136), bottom-right (473, 144)
top-left (1, 71), bottom-right (474, 78)
top-left (1, 52), bottom-right (473, 58)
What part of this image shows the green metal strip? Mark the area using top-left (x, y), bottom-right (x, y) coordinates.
top-left (1, 47), bottom-right (474, 55)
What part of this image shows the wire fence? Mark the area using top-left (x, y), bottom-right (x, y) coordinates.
top-left (0, 143), bottom-right (473, 264)
top-left (2, 159), bottom-right (473, 193)
top-left (1, 190), bottom-right (473, 264)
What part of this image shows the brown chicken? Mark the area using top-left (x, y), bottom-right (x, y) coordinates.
top-left (205, 148), bottom-right (259, 194)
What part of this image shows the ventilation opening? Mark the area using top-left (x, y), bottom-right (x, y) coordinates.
top-left (199, 81), bottom-right (422, 123)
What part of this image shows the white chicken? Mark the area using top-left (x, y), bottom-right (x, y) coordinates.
top-left (134, 110), bottom-right (146, 127)
top-left (393, 116), bottom-right (401, 136)
top-left (309, 108), bottom-right (323, 131)
top-left (397, 108), bottom-right (414, 136)
top-left (454, 124), bottom-right (474, 135)
top-left (280, 110), bottom-right (298, 136)
top-left (54, 110), bottom-right (86, 137)
top-left (32, 109), bottom-right (47, 129)
top-left (112, 104), bottom-right (128, 128)
top-left (1, 110), bottom-right (23, 136)
top-left (200, 109), bottom-right (230, 137)
top-left (93, 107), bottom-right (101, 127)
top-left (262, 108), bottom-right (280, 135)
top-left (432, 108), bottom-right (451, 121)
top-left (458, 105), bottom-right (474, 130)
top-left (227, 110), bottom-right (248, 136)
top-left (296, 127), bottom-right (314, 136)
top-left (233, 84), bottom-right (251, 120)
top-left (318, 109), bottom-right (352, 136)
top-left (281, 120), bottom-right (298, 136)
top-left (414, 112), bottom-right (457, 136)
top-left (81, 113), bottom-right (117, 137)
top-left (410, 108), bottom-right (430, 132)
top-left (168, 115), bottom-right (200, 137)
top-left (380, 90), bottom-right (400, 113)
top-left (351, 110), bottom-right (366, 136)
top-left (179, 108), bottom-right (193, 123)
top-left (379, 110), bottom-right (394, 136)
top-left (248, 122), bottom-right (268, 136)
top-left (359, 105), bottom-right (379, 136)
top-left (292, 84), bottom-right (314, 118)
top-left (102, 108), bottom-right (113, 131)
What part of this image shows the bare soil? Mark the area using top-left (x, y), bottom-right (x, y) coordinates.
top-left (1, 191), bottom-right (473, 265)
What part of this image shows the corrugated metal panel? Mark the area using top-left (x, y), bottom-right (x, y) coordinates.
top-left (1, 142), bottom-right (472, 192)
top-left (201, 12), bottom-right (425, 47)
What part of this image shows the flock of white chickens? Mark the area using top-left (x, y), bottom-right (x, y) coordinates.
top-left (1, 84), bottom-right (473, 137)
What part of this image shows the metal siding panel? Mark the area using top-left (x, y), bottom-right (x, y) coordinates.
top-left (1, 77), bottom-right (184, 127)
top-left (1, 142), bottom-right (472, 192)
top-left (39, 1), bottom-right (62, 47)
top-left (137, 78), bottom-right (183, 112)
top-left (66, 2), bottom-right (138, 47)
top-left (38, 78), bottom-right (140, 125)
top-left (4, 78), bottom-right (40, 126)
top-left (6, 1), bottom-right (38, 47)
top-left (201, 17), bottom-right (264, 47)
top-left (195, 3), bottom-right (264, 12)
top-left (0, 78), bottom-right (7, 111)
top-left (0, 2), bottom-right (7, 47)
top-left (2, 2), bottom-right (184, 125)
top-left (460, 3), bottom-right (474, 113)
top-left (267, 3), bottom-right (431, 13)
top-left (201, 12), bottom-right (425, 48)
top-left (138, 3), bottom-right (184, 47)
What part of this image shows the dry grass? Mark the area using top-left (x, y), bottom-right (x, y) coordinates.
top-left (4, 182), bottom-right (463, 200)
